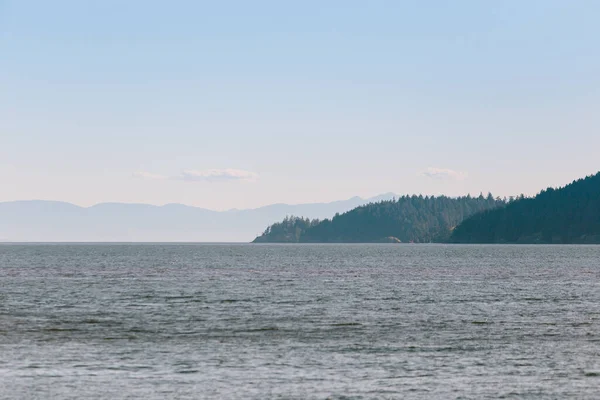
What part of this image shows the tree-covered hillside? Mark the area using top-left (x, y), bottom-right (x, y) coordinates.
top-left (450, 172), bottom-right (600, 244)
top-left (252, 216), bottom-right (320, 243)
top-left (253, 194), bottom-right (505, 243)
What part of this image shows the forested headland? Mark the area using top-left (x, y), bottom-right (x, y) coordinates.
top-left (253, 194), bottom-right (505, 243)
top-left (450, 172), bottom-right (600, 243)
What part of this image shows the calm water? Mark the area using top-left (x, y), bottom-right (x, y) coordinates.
top-left (1, 244), bottom-right (599, 399)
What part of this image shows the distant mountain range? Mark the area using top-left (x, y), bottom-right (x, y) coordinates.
top-left (0, 193), bottom-right (396, 242)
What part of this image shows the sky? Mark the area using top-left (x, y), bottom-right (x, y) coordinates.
top-left (1, 0), bottom-right (599, 210)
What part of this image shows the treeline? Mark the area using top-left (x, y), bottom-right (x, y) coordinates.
top-left (253, 194), bottom-right (505, 243)
top-left (450, 172), bottom-right (600, 243)
top-left (253, 216), bottom-right (320, 243)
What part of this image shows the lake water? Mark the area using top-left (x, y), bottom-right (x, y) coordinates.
top-left (1, 244), bottom-right (599, 399)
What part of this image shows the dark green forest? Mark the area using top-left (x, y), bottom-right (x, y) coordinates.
top-left (450, 172), bottom-right (600, 244)
top-left (252, 216), bottom-right (321, 243)
top-left (253, 194), bottom-right (505, 243)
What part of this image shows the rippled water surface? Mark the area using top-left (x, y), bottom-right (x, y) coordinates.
top-left (1, 244), bottom-right (600, 399)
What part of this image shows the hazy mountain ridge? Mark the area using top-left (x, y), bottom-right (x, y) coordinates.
top-left (0, 194), bottom-right (396, 242)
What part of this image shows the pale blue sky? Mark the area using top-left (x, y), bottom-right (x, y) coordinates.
top-left (2, 0), bottom-right (599, 210)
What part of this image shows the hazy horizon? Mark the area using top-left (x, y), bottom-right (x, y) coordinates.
top-left (0, 193), bottom-right (402, 242)
top-left (2, 168), bottom-right (596, 212)
top-left (0, 191), bottom-right (395, 211)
